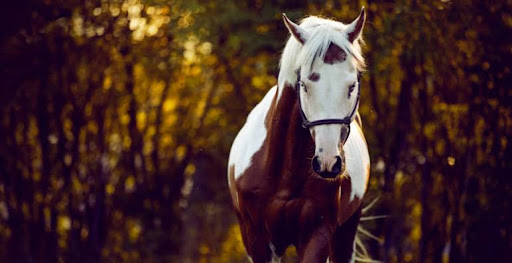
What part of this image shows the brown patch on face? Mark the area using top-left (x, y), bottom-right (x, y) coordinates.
top-left (228, 165), bottom-right (239, 210)
top-left (308, 72), bottom-right (320, 82)
top-left (323, 43), bottom-right (347, 65)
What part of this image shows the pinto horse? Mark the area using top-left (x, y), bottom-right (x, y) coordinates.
top-left (228, 8), bottom-right (370, 263)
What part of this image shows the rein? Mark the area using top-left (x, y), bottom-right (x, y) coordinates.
top-left (295, 69), bottom-right (362, 143)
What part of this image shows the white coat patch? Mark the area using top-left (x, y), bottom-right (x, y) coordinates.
top-left (343, 122), bottom-right (370, 201)
top-left (228, 86), bottom-right (277, 182)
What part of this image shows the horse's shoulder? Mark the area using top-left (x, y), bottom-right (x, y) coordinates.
top-left (228, 86), bottom-right (277, 181)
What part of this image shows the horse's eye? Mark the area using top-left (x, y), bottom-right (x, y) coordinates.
top-left (301, 82), bottom-right (308, 93)
top-left (348, 83), bottom-right (356, 98)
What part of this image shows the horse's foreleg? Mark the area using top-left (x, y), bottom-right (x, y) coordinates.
top-left (329, 206), bottom-right (362, 263)
top-left (244, 227), bottom-right (272, 263)
top-left (237, 211), bottom-right (272, 263)
top-left (297, 225), bottom-right (331, 263)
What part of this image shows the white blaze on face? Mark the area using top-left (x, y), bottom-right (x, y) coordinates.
top-left (300, 58), bottom-right (359, 170)
top-left (312, 124), bottom-right (341, 171)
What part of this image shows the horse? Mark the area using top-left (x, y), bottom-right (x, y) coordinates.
top-left (227, 8), bottom-right (370, 263)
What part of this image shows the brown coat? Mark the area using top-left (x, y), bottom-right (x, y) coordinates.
top-left (231, 83), bottom-right (364, 263)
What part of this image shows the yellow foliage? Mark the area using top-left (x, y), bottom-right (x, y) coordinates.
top-left (175, 145), bottom-right (187, 161)
top-left (447, 156), bottom-right (455, 166)
top-left (34, 192), bottom-right (43, 203)
top-left (120, 114), bottom-right (130, 125)
top-left (125, 176), bottom-right (136, 193)
top-left (81, 227), bottom-right (89, 240)
top-left (2, 1), bottom-right (511, 262)
top-left (106, 184), bottom-right (115, 195)
top-left (127, 218), bottom-right (142, 242)
top-left (103, 76), bottom-right (112, 90)
top-left (185, 164), bottom-right (196, 176)
top-left (404, 252), bottom-right (414, 262)
top-left (198, 42), bottom-right (212, 55)
top-left (163, 98), bottom-right (177, 112)
top-left (58, 215), bottom-right (71, 232)
top-left (251, 76), bottom-right (265, 88)
top-left (136, 111), bottom-right (146, 130)
top-left (32, 171), bottom-right (41, 182)
top-left (88, 122), bottom-right (98, 134)
top-left (284, 246), bottom-right (298, 260)
top-left (72, 177), bottom-right (82, 194)
top-left (213, 224), bottom-right (247, 263)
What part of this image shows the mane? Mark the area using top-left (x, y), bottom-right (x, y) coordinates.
top-left (279, 16), bottom-right (365, 86)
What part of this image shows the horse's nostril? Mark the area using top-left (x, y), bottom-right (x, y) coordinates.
top-left (331, 156), bottom-right (342, 175)
top-left (312, 156), bottom-right (321, 175)
top-left (312, 156), bottom-right (342, 178)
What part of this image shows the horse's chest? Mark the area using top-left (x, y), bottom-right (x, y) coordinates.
top-left (268, 187), bottom-right (338, 226)
top-left (238, 177), bottom-right (340, 243)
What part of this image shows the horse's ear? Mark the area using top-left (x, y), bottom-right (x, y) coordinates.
top-left (346, 7), bottom-right (366, 43)
top-left (282, 13), bottom-right (308, 45)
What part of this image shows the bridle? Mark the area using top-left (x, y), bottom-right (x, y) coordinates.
top-left (295, 69), bottom-right (362, 144)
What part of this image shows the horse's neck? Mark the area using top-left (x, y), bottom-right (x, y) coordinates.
top-left (278, 38), bottom-right (301, 100)
top-left (277, 68), bottom-right (297, 100)
top-left (264, 81), bottom-right (313, 178)
top-left (267, 41), bottom-right (312, 177)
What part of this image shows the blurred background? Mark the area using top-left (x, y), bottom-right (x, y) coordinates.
top-left (0, 0), bottom-right (511, 262)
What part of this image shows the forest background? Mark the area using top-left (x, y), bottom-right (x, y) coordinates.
top-left (1, 0), bottom-right (511, 262)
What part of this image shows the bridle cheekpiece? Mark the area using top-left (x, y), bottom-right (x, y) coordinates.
top-left (295, 69), bottom-right (362, 143)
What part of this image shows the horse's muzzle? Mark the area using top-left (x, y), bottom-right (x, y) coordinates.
top-left (312, 155), bottom-right (342, 178)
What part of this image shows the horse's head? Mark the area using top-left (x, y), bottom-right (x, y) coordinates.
top-left (283, 9), bottom-right (366, 179)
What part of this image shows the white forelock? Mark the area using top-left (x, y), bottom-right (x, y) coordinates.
top-left (278, 15), bottom-right (365, 93)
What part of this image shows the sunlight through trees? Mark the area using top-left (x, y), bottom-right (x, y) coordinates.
top-left (0, 0), bottom-right (511, 262)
